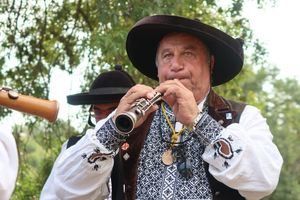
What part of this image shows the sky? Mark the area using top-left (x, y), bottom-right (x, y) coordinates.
top-left (243, 0), bottom-right (300, 79)
top-left (2, 0), bottom-right (300, 131)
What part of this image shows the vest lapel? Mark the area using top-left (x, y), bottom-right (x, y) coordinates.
top-left (207, 90), bottom-right (245, 128)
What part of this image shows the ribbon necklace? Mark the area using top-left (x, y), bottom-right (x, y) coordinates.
top-left (161, 102), bottom-right (186, 146)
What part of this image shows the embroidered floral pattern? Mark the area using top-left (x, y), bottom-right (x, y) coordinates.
top-left (212, 136), bottom-right (243, 168)
top-left (213, 138), bottom-right (234, 159)
top-left (81, 147), bottom-right (113, 171)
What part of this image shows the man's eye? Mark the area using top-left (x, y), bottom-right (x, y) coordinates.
top-left (163, 53), bottom-right (172, 58)
top-left (184, 51), bottom-right (193, 56)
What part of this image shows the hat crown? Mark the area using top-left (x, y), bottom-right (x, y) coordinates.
top-left (67, 65), bottom-right (135, 105)
top-left (90, 65), bottom-right (135, 91)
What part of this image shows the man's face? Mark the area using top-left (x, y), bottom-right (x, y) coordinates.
top-left (92, 102), bottom-right (119, 122)
top-left (156, 32), bottom-right (212, 101)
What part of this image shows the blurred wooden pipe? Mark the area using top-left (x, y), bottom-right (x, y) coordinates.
top-left (0, 87), bottom-right (59, 122)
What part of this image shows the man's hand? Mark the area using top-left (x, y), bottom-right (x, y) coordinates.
top-left (155, 79), bottom-right (199, 126)
top-left (113, 84), bottom-right (159, 128)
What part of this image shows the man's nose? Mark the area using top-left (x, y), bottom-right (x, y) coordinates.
top-left (170, 55), bottom-right (183, 71)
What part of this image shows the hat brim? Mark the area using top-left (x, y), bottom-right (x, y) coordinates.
top-left (67, 87), bottom-right (129, 105)
top-left (126, 15), bottom-right (244, 86)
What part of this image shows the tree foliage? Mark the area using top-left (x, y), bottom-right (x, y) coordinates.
top-left (0, 0), bottom-right (299, 199)
top-left (265, 77), bottom-right (300, 199)
top-left (11, 120), bottom-right (79, 200)
top-left (0, 0), bottom-right (267, 97)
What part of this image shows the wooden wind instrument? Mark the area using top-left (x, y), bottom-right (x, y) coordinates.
top-left (0, 87), bottom-right (59, 122)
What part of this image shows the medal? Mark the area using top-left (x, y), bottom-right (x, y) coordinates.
top-left (162, 149), bottom-right (174, 165)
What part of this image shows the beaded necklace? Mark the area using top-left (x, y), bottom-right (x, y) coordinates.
top-left (161, 102), bottom-right (186, 147)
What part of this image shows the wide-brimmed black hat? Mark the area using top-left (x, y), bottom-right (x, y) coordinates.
top-left (67, 65), bottom-right (135, 105)
top-left (126, 15), bottom-right (244, 86)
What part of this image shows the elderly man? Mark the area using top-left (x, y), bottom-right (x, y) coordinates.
top-left (42, 15), bottom-right (283, 200)
top-left (101, 15), bottom-right (282, 200)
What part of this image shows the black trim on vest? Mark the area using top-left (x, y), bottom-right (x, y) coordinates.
top-left (111, 153), bottom-right (126, 200)
top-left (66, 135), bottom-right (83, 149)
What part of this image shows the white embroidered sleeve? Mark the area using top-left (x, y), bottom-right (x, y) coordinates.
top-left (202, 105), bottom-right (283, 199)
top-left (40, 129), bottom-right (114, 200)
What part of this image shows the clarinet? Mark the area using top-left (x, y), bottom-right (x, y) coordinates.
top-left (114, 92), bottom-right (162, 134)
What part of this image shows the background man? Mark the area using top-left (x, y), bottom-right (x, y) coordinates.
top-left (40, 65), bottom-right (135, 199)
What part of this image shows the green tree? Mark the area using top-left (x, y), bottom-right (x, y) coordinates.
top-left (265, 77), bottom-right (300, 199)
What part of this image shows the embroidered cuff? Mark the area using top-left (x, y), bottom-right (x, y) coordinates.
top-left (96, 118), bottom-right (126, 151)
top-left (193, 113), bottom-right (224, 145)
top-left (202, 129), bottom-right (244, 170)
